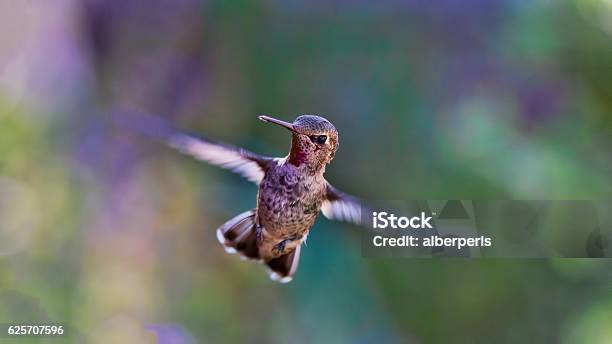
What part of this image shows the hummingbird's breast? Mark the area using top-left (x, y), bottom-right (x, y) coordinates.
top-left (256, 160), bottom-right (326, 241)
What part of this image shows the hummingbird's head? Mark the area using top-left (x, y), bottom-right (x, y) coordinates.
top-left (258, 114), bottom-right (339, 172)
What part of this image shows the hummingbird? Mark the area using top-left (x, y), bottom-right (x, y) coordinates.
top-left (126, 113), bottom-right (363, 282)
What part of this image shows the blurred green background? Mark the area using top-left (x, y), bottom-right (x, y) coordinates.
top-left (0, 0), bottom-right (611, 343)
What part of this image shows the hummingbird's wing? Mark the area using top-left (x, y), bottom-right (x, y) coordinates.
top-left (168, 133), bottom-right (272, 184)
top-left (113, 109), bottom-right (273, 184)
top-left (321, 183), bottom-right (364, 225)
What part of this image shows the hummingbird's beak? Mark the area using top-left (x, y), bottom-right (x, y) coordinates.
top-left (258, 115), bottom-right (297, 133)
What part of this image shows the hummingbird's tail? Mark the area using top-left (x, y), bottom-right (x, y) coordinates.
top-left (265, 245), bottom-right (301, 283)
top-left (216, 209), bottom-right (260, 259)
top-left (216, 209), bottom-right (301, 283)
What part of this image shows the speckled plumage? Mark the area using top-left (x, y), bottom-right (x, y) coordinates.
top-left (255, 115), bottom-right (339, 262)
top-left (162, 114), bottom-right (363, 283)
top-left (256, 158), bottom-right (327, 259)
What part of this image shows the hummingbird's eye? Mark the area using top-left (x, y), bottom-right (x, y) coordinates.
top-left (310, 135), bottom-right (327, 144)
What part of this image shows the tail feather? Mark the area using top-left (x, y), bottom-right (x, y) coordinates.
top-left (216, 209), bottom-right (302, 282)
top-left (266, 245), bottom-right (301, 283)
top-left (216, 209), bottom-right (260, 259)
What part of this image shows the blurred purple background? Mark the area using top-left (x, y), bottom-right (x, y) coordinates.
top-left (0, 0), bottom-right (611, 342)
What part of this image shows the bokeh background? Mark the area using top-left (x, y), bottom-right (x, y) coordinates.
top-left (1, 0), bottom-right (612, 343)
